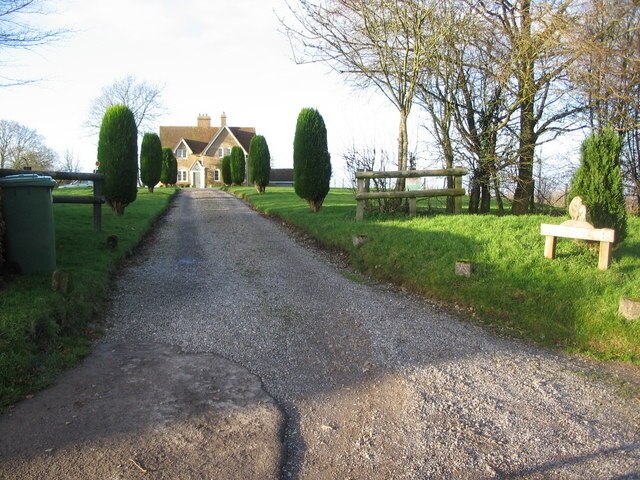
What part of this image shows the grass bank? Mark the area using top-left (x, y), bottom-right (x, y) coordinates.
top-left (0, 187), bottom-right (177, 408)
top-left (231, 186), bottom-right (639, 363)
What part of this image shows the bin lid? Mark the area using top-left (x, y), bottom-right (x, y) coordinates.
top-left (0, 173), bottom-right (56, 188)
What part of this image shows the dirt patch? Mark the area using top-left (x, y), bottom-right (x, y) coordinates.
top-left (0, 343), bottom-right (283, 479)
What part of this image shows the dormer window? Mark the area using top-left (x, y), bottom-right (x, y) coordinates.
top-left (176, 147), bottom-right (187, 158)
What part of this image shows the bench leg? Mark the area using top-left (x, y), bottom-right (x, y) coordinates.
top-left (409, 198), bottom-right (416, 217)
top-left (598, 241), bottom-right (612, 270)
top-left (544, 236), bottom-right (557, 259)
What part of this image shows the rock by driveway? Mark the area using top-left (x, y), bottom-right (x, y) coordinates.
top-left (1, 189), bottom-right (638, 479)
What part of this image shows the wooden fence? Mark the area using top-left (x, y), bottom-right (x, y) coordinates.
top-left (355, 167), bottom-right (467, 220)
top-left (0, 169), bottom-right (105, 232)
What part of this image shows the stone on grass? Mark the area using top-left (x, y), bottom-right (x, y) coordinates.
top-left (619, 297), bottom-right (640, 321)
top-left (455, 260), bottom-right (474, 278)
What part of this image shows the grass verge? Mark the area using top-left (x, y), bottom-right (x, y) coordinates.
top-left (0, 187), bottom-right (177, 408)
top-left (231, 186), bottom-right (640, 363)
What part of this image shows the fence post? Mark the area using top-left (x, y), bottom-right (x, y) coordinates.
top-left (356, 172), bottom-right (365, 221)
top-left (454, 166), bottom-right (463, 214)
top-left (93, 176), bottom-right (103, 232)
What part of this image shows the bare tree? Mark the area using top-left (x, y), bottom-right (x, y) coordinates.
top-left (0, 119), bottom-right (58, 169)
top-left (281, 0), bottom-right (447, 191)
top-left (417, 1), bottom-right (516, 214)
top-left (0, 0), bottom-right (68, 86)
top-left (86, 75), bottom-right (164, 135)
top-left (344, 143), bottom-right (398, 212)
top-left (343, 143), bottom-right (391, 191)
top-left (60, 148), bottom-right (80, 171)
top-left (475, 0), bottom-right (583, 214)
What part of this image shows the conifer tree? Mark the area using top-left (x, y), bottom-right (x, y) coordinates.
top-left (160, 147), bottom-right (177, 186)
top-left (293, 107), bottom-right (331, 211)
top-left (97, 104), bottom-right (138, 215)
top-left (221, 155), bottom-right (232, 185)
top-left (248, 135), bottom-right (271, 193)
top-left (230, 146), bottom-right (246, 185)
top-left (570, 128), bottom-right (627, 243)
top-left (140, 132), bottom-right (162, 192)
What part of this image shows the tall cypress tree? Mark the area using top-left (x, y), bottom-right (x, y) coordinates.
top-left (97, 104), bottom-right (138, 215)
top-left (293, 107), bottom-right (331, 212)
top-left (570, 128), bottom-right (627, 243)
top-left (221, 155), bottom-right (232, 185)
top-left (160, 147), bottom-right (177, 186)
top-left (140, 132), bottom-right (163, 192)
top-left (249, 135), bottom-right (271, 193)
top-left (230, 146), bottom-right (246, 185)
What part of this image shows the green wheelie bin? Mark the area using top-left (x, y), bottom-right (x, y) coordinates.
top-left (0, 174), bottom-right (57, 273)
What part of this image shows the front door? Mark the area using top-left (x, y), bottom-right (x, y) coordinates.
top-left (192, 171), bottom-right (201, 188)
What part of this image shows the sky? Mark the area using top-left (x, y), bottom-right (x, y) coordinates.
top-left (0, 0), bottom-right (408, 186)
top-left (0, 0), bottom-right (580, 187)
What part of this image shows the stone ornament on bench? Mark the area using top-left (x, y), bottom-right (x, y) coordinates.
top-left (540, 197), bottom-right (615, 270)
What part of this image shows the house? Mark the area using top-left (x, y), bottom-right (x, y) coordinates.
top-left (159, 113), bottom-right (255, 188)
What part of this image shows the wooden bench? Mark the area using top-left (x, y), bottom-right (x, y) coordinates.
top-left (540, 197), bottom-right (615, 270)
top-left (355, 167), bottom-right (467, 220)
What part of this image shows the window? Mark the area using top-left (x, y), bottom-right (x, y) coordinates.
top-left (176, 148), bottom-right (187, 159)
top-left (225, 147), bottom-right (231, 156)
top-left (217, 147), bottom-right (223, 157)
top-left (214, 169), bottom-right (220, 182)
top-left (178, 170), bottom-right (187, 182)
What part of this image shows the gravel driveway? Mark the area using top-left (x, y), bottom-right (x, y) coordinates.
top-left (4, 189), bottom-right (640, 479)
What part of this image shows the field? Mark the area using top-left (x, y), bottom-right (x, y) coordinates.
top-left (231, 186), bottom-right (640, 363)
top-left (0, 188), bottom-right (176, 408)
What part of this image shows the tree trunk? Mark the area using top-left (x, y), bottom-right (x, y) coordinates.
top-left (308, 199), bottom-right (323, 212)
top-left (396, 108), bottom-right (409, 192)
top-left (468, 175), bottom-right (480, 214)
top-left (493, 175), bottom-right (504, 216)
top-left (442, 107), bottom-right (455, 213)
top-left (480, 182), bottom-right (491, 213)
top-left (511, 0), bottom-right (536, 215)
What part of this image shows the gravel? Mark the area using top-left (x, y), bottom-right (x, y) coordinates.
top-left (104, 189), bottom-right (639, 479)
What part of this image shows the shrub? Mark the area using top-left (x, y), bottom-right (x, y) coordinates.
top-left (570, 128), bottom-right (627, 243)
top-left (230, 146), bottom-right (245, 185)
top-left (248, 135), bottom-right (271, 193)
top-left (97, 104), bottom-right (138, 215)
top-left (140, 133), bottom-right (163, 193)
top-left (293, 107), bottom-right (331, 212)
top-left (160, 147), bottom-right (177, 186)
top-left (221, 155), bottom-right (232, 185)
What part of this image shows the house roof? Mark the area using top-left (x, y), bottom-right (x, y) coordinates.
top-left (184, 139), bottom-right (209, 154)
top-left (159, 126), bottom-right (217, 153)
top-left (229, 128), bottom-right (257, 153)
top-left (159, 124), bottom-right (256, 155)
top-left (270, 168), bottom-right (294, 182)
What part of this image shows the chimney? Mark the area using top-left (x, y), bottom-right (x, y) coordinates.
top-left (221, 112), bottom-right (227, 127)
top-left (197, 113), bottom-right (211, 128)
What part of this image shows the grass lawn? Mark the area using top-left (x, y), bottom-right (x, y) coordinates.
top-left (0, 187), bottom-right (177, 408)
top-left (231, 186), bottom-right (640, 363)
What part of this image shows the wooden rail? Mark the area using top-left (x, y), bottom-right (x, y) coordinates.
top-left (0, 168), bottom-right (105, 232)
top-left (354, 167), bottom-right (467, 220)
